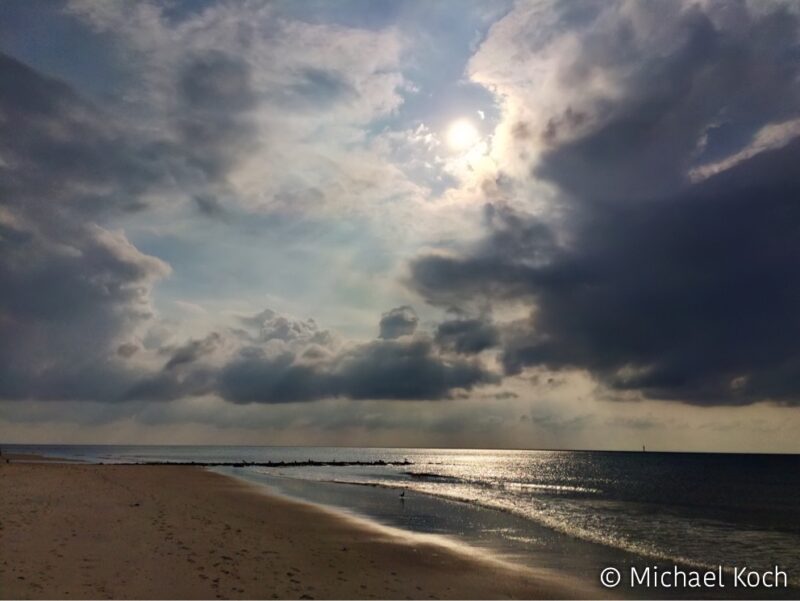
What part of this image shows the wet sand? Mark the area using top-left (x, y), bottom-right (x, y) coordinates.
top-left (0, 457), bottom-right (596, 599)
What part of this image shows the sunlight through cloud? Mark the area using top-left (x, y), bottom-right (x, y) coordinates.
top-left (446, 119), bottom-right (479, 152)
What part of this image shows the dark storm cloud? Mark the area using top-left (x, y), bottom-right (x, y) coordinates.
top-left (0, 53), bottom-right (171, 218)
top-left (508, 139), bottom-right (799, 391)
top-left (128, 309), bottom-right (498, 403)
top-left (0, 222), bottom-right (169, 401)
top-left (435, 316), bottom-right (498, 355)
top-left (411, 3), bottom-right (800, 405)
top-left (378, 305), bottom-right (418, 339)
top-left (0, 52), bottom-right (176, 402)
top-left (217, 336), bottom-right (497, 403)
top-left (414, 145), bottom-right (800, 405)
top-left (331, 337), bottom-right (497, 400)
top-left (410, 203), bottom-right (560, 305)
top-left (536, 6), bottom-right (800, 204)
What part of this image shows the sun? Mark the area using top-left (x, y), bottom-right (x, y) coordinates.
top-left (447, 119), bottom-right (479, 151)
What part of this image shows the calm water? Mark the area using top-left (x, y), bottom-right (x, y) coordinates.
top-left (8, 445), bottom-right (800, 592)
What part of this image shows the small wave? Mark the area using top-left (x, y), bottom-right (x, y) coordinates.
top-left (404, 471), bottom-right (601, 496)
top-left (403, 471), bottom-right (465, 483)
top-left (503, 482), bottom-right (602, 495)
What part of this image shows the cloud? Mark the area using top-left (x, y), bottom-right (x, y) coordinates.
top-left (128, 307), bottom-right (498, 403)
top-left (0, 8), bottom-right (435, 397)
top-left (4, 0), bottom-right (799, 430)
top-left (0, 53), bottom-right (172, 219)
top-left (0, 219), bottom-right (169, 401)
top-left (689, 118), bottom-right (800, 182)
top-left (117, 343), bottom-right (140, 358)
top-left (218, 336), bottom-right (497, 404)
top-left (0, 46), bottom-right (495, 406)
top-left (66, 0), bottom-right (418, 217)
top-left (163, 332), bottom-right (223, 371)
top-left (435, 316), bottom-right (498, 354)
top-left (410, 0), bottom-right (800, 406)
top-left (470, 0), bottom-right (800, 191)
top-left (0, 51), bottom-right (174, 402)
top-left (174, 50), bottom-right (259, 179)
top-left (378, 305), bottom-right (418, 339)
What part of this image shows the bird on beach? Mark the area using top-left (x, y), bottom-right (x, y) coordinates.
top-left (399, 490), bottom-right (405, 498)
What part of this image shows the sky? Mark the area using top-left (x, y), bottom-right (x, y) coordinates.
top-left (1, 0), bottom-right (800, 452)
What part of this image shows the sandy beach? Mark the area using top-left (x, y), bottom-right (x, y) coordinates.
top-left (0, 457), bottom-right (593, 600)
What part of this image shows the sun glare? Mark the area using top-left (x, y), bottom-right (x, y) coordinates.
top-left (447, 119), bottom-right (479, 151)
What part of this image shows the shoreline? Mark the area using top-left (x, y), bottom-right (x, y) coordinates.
top-left (0, 457), bottom-right (598, 599)
top-left (215, 466), bottom-right (580, 580)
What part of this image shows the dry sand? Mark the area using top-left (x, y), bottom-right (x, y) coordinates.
top-left (0, 457), bottom-right (597, 599)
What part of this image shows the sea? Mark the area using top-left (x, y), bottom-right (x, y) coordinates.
top-left (6, 445), bottom-right (800, 597)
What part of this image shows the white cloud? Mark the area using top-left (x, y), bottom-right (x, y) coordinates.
top-left (67, 0), bottom-right (417, 218)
